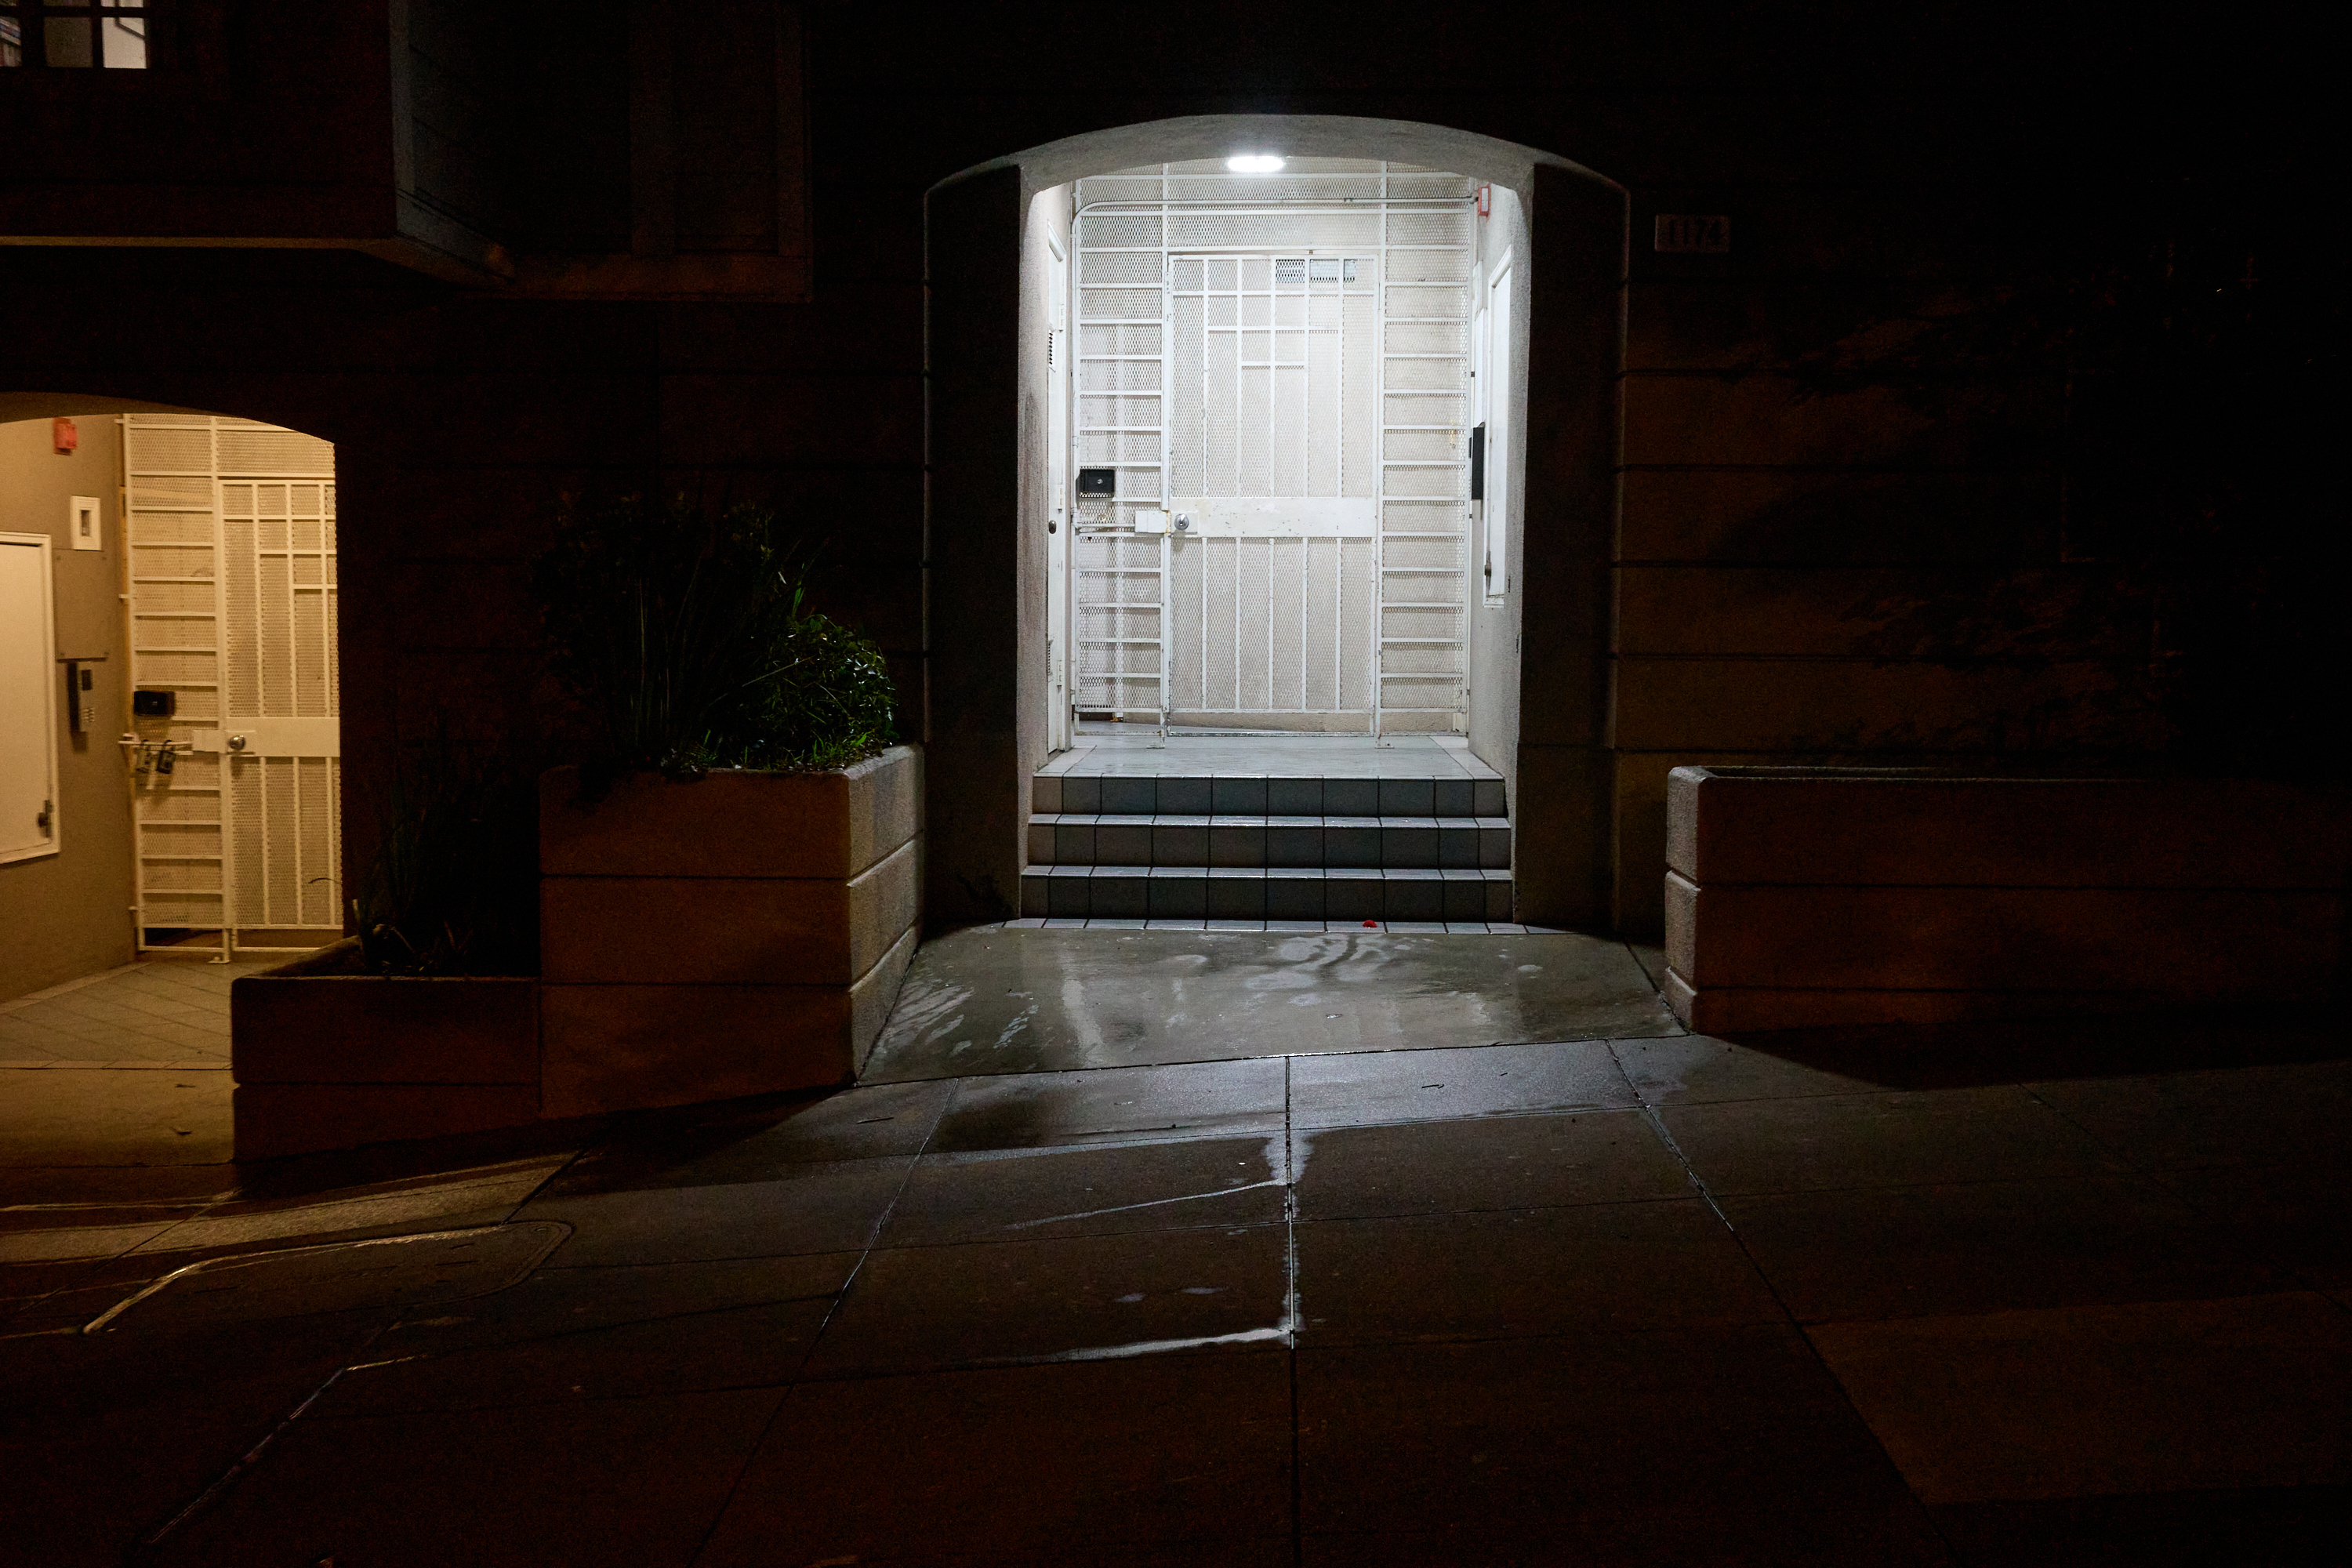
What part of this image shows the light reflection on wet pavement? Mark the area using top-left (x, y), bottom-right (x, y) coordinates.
top-left (862, 926), bottom-right (1682, 1080)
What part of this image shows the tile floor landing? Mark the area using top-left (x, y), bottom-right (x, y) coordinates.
top-left (0, 958), bottom-right (256, 1068)
top-left (1043, 731), bottom-right (1501, 780)
top-left (1, 960), bottom-right (254, 1170)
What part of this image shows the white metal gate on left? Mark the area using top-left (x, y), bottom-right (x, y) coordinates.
top-left (122, 416), bottom-right (340, 955)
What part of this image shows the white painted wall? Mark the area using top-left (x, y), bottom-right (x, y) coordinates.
top-left (0, 416), bottom-right (136, 1000)
top-left (1019, 180), bottom-right (1076, 771)
top-left (1465, 180), bottom-right (1531, 798)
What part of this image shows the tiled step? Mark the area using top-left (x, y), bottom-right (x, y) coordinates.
top-left (1027, 813), bottom-right (1511, 869)
top-left (1033, 774), bottom-right (1505, 818)
top-left (1018, 865), bottom-right (1513, 922)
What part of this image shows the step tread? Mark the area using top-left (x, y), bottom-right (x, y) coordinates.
top-left (1032, 813), bottom-right (1511, 828)
top-left (1017, 862), bottom-right (1513, 922)
top-left (1007, 919), bottom-right (1549, 933)
top-left (1035, 775), bottom-right (1508, 818)
top-left (1027, 866), bottom-right (1511, 879)
top-left (1029, 814), bottom-right (1512, 871)
top-left (1040, 770), bottom-right (1504, 782)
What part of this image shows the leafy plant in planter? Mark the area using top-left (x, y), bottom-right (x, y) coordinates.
top-left (530, 495), bottom-right (920, 1115)
top-left (534, 493), bottom-right (897, 780)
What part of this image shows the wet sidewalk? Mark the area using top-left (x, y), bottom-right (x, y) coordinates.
top-left (4, 967), bottom-right (2350, 1563)
top-left (864, 926), bottom-right (1679, 1079)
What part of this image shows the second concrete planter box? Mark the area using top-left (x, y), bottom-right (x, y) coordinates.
top-left (538, 745), bottom-right (921, 1116)
top-left (230, 938), bottom-right (540, 1160)
top-left (1664, 767), bottom-right (2350, 1032)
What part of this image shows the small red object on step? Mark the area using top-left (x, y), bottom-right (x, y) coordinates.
top-left (1363, 919), bottom-right (1377, 928)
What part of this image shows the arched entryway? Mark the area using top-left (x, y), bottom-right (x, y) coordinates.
top-left (921, 117), bottom-right (1626, 931)
top-left (0, 394), bottom-right (348, 998)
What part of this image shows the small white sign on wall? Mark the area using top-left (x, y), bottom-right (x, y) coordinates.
top-left (68, 496), bottom-right (102, 552)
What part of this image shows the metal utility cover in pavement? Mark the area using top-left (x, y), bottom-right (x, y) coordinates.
top-left (85, 1222), bottom-right (569, 1333)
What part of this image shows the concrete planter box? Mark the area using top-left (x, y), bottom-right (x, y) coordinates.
top-left (538, 745), bottom-right (921, 1116)
top-left (1664, 768), bottom-right (2349, 1032)
top-left (230, 938), bottom-right (539, 1160)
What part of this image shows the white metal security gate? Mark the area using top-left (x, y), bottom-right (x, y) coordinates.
top-left (1166, 252), bottom-right (1377, 723)
top-left (122, 416), bottom-right (340, 955)
top-left (1069, 160), bottom-right (1472, 732)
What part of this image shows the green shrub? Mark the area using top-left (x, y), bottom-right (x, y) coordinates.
top-left (750, 610), bottom-right (902, 772)
top-left (534, 493), bottom-right (896, 777)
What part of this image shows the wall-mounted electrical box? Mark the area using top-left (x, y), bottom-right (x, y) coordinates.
top-left (2, 534), bottom-right (61, 864)
top-left (68, 496), bottom-right (103, 552)
top-left (1076, 467), bottom-right (1116, 497)
top-left (132, 688), bottom-right (176, 718)
top-left (62, 659), bottom-right (103, 734)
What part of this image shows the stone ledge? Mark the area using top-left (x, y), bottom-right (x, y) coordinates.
top-left (540, 837), bottom-right (919, 986)
top-left (1668, 768), bottom-right (2350, 888)
top-left (539, 746), bottom-right (920, 880)
top-left (540, 921), bottom-right (918, 1117)
top-left (1668, 877), bottom-right (2339, 996)
top-left (232, 941), bottom-right (539, 1086)
top-left (1664, 768), bottom-right (2350, 1029)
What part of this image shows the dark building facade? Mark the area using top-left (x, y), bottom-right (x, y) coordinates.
top-left (3, 0), bottom-right (2335, 940)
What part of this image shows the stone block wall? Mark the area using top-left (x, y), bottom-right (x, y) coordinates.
top-left (1664, 768), bottom-right (2350, 1030)
top-left (537, 747), bottom-right (923, 1116)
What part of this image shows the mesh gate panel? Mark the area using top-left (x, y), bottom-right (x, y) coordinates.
top-left (218, 426), bottom-right (335, 475)
top-left (1073, 161), bottom-right (1472, 729)
top-left (123, 416), bottom-right (341, 946)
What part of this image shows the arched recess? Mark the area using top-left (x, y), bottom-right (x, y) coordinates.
top-left (923, 116), bottom-right (1626, 930)
top-left (0, 385), bottom-right (382, 953)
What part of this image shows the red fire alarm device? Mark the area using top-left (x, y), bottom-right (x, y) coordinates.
top-left (53, 418), bottom-right (78, 454)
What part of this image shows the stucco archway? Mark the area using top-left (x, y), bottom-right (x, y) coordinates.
top-left (921, 116), bottom-right (1627, 931)
top-left (2, 386), bottom-right (381, 960)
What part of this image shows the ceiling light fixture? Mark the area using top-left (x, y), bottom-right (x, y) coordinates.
top-left (1225, 154), bottom-right (1286, 173)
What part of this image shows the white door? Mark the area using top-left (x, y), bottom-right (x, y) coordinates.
top-left (0, 535), bottom-right (60, 864)
top-left (1045, 230), bottom-right (1072, 750)
top-left (122, 416), bottom-right (340, 952)
top-left (1163, 252), bottom-right (1380, 725)
top-left (1480, 255), bottom-right (1513, 601)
